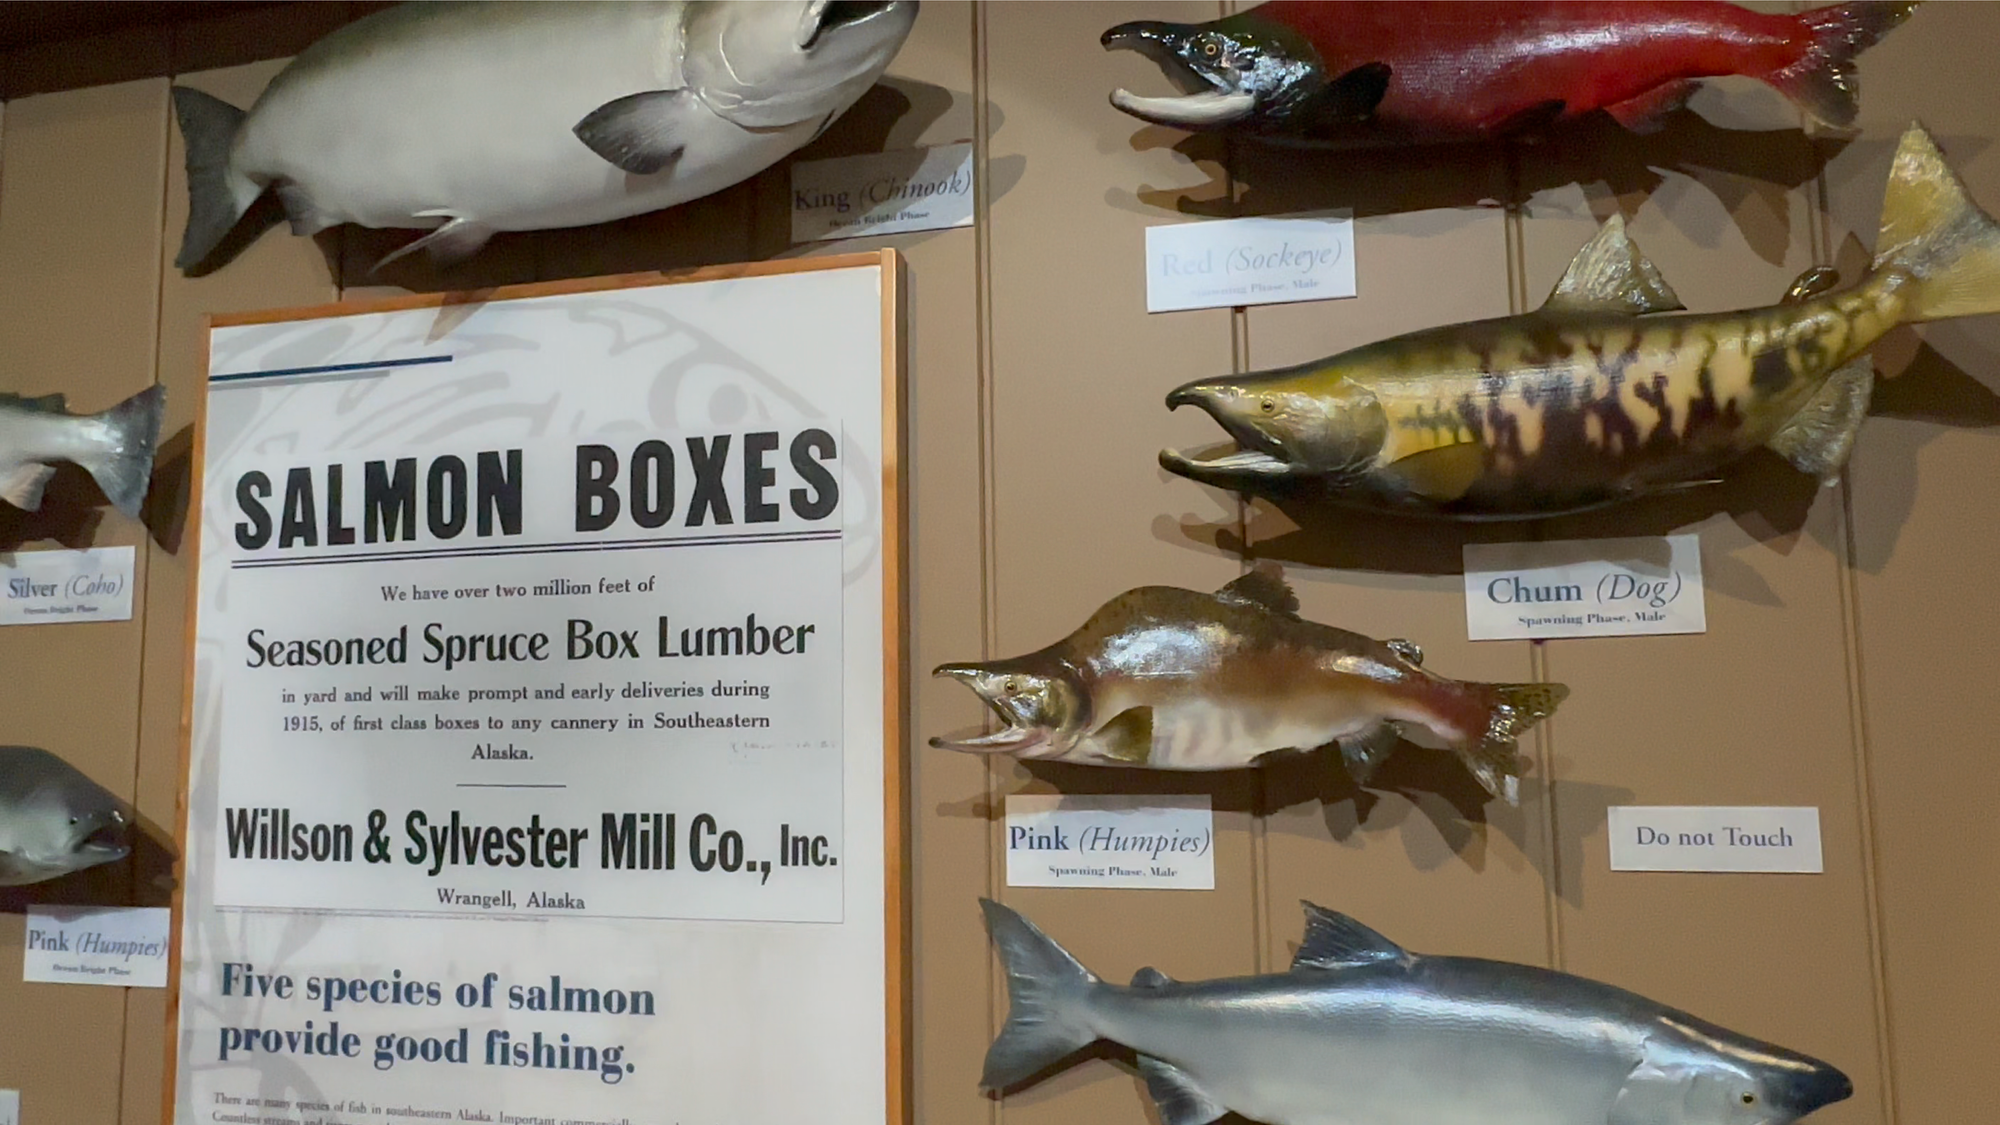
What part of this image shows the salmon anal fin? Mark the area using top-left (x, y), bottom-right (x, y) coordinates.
top-left (1216, 560), bottom-right (1300, 616)
top-left (1541, 215), bottom-right (1685, 316)
top-left (1602, 80), bottom-right (1697, 135)
top-left (1136, 1055), bottom-right (1228, 1125)
top-left (0, 464), bottom-right (58, 512)
top-left (1094, 706), bottom-right (1153, 765)
top-left (1376, 443), bottom-right (1487, 503)
top-left (1766, 356), bottom-right (1874, 484)
top-left (1336, 722), bottom-right (1401, 784)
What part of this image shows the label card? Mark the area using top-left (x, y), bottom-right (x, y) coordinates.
top-left (0, 546), bottom-right (134, 626)
top-left (22, 905), bottom-right (172, 988)
top-left (1608, 807), bottom-right (1823, 873)
top-left (0, 1088), bottom-right (17, 1125)
top-left (1005, 794), bottom-right (1214, 890)
top-left (1145, 213), bottom-right (1356, 313)
top-left (791, 142), bottom-right (974, 242)
top-left (1462, 534), bottom-right (1704, 640)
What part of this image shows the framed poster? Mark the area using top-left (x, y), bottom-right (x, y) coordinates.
top-left (165, 253), bottom-right (907, 1125)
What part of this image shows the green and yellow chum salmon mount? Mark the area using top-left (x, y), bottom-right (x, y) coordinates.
top-left (928, 563), bottom-right (1566, 804)
top-left (1161, 123), bottom-right (2000, 520)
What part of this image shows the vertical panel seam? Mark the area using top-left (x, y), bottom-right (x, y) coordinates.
top-left (120, 75), bottom-right (177, 1125)
top-left (1503, 149), bottom-right (1564, 972)
top-left (969, 8), bottom-right (1002, 1125)
top-left (1819, 161), bottom-right (1900, 1125)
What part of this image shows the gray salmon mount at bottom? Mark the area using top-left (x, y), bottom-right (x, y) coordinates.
top-left (980, 898), bottom-right (1853, 1125)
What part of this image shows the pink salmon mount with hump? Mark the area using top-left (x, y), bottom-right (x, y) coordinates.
top-left (929, 563), bottom-right (1568, 804)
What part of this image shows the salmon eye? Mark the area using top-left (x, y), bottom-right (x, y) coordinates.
top-left (1004, 679), bottom-right (1020, 694)
top-left (1259, 397), bottom-right (1277, 414)
top-left (1201, 38), bottom-right (1220, 58)
top-left (1741, 1094), bottom-right (1756, 1106)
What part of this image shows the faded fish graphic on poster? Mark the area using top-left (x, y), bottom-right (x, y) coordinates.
top-left (174, 264), bottom-right (894, 1125)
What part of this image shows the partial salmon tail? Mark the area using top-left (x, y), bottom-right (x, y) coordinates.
top-left (171, 87), bottom-right (264, 272)
top-left (980, 898), bottom-right (1101, 1092)
top-left (1459, 682), bottom-right (1570, 805)
top-left (77, 386), bottom-right (166, 519)
top-left (1768, 1), bottom-right (1919, 128)
top-left (1872, 122), bottom-right (2000, 325)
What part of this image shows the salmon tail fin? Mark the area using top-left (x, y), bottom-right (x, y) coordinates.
top-left (1459, 682), bottom-right (1570, 806)
top-left (1769, 1), bottom-right (1919, 128)
top-left (979, 899), bottom-right (1101, 1093)
top-left (1871, 122), bottom-right (2000, 324)
top-left (76, 386), bottom-right (166, 519)
top-left (171, 87), bottom-right (264, 273)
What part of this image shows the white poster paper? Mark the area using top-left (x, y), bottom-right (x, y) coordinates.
top-left (1462, 534), bottom-right (1706, 640)
top-left (0, 546), bottom-right (134, 625)
top-left (1146, 213), bottom-right (1356, 313)
top-left (791, 142), bottom-right (974, 241)
top-left (0, 1088), bottom-right (17, 1125)
top-left (22, 905), bottom-right (171, 987)
top-left (1005, 795), bottom-right (1214, 890)
top-left (1608, 806), bottom-right (1823, 873)
top-left (176, 260), bottom-right (896, 1125)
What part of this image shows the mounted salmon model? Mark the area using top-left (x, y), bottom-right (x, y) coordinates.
top-left (928, 563), bottom-right (1566, 804)
top-left (1103, 0), bottom-right (1917, 145)
top-left (1161, 124), bottom-right (2000, 520)
top-left (170, 1), bottom-right (918, 274)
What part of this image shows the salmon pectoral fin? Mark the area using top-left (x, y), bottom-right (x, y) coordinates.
top-left (1767, 357), bottom-right (1874, 485)
top-left (1137, 1056), bottom-right (1229, 1125)
top-left (1375, 443), bottom-right (1487, 504)
top-left (1095, 706), bottom-right (1154, 765)
top-left (1602, 80), bottom-right (1697, 135)
top-left (1297, 61), bottom-right (1392, 129)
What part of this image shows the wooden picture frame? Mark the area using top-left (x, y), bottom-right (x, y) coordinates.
top-left (163, 250), bottom-right (908, 1125)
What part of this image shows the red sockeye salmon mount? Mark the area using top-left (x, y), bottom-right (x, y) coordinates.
top-left (1103, 0), bottom-right (1919, 147)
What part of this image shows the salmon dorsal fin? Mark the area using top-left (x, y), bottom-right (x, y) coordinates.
top-left (1541, 216), bottom-right (1685, 316)
top-left (1130, 966), bottom-right (1175, 988)
top-left (1215, 561), bottom-right (1299, 616)
top-left (0, 392), bottom-right (67, 413)
top-left (1292, 902), bottom-right (1407, 970)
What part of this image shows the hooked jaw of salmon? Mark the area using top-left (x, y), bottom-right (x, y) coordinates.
top-left (1161, 375), bottom-right (1384, 489)
top-left (1101, 19), bottom-right (1298, 130)
top-left (929, 662), bottom-right (1086, 759)
top-left (798, 0), bottom-right (905, 51)
top-left (71, 808), bottom-right (130, 863)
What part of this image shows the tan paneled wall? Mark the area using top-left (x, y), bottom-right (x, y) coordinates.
top-left (1, 3), bottom-right (1995, 1124)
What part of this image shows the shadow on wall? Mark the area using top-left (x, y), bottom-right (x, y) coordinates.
top-left (932, 744), bottom-right (1629, 908)
top-left (1110, 109), bottom-right (1844, 266)
top-left (1156, 448), bottom-right (1820, 588)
